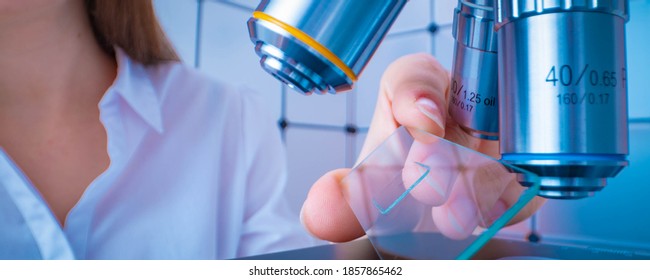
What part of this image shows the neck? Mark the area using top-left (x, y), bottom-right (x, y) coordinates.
top-left (0, 0), bottom-right (116, 112)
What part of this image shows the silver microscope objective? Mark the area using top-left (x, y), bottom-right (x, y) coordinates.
top-left (247, 0), bottom-right (407, 95)
top-left (496, 0), bottom-right (630, 199)
top-left (450, 0), bottom-right (499, 140)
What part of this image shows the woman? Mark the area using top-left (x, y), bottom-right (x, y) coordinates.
top-left (0, 0), bottom-right (313, 259)
top-left (0, 0), bottom-right (542, 259)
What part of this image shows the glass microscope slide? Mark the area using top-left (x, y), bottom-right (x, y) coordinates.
top-left (342, 127), bottom-right (541, 259)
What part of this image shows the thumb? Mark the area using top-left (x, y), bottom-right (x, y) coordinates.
top-left (300, 168), bottom-right (365, 242)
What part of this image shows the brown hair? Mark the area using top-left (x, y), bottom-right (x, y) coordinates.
top-left (85, 0), bottom-right (180, 65)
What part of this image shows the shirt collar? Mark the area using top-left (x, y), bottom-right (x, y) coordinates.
top-left (108, 48), bottom-right (164, 133)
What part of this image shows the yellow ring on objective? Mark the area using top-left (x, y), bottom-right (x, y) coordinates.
top-left (253, 11), bottom-right (358, 82)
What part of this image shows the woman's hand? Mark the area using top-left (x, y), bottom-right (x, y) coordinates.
top-left (300, 53), bottom-right (545, 242)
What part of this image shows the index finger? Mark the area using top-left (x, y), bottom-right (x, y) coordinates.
top-left (357, 53), bottom-right (450, 163)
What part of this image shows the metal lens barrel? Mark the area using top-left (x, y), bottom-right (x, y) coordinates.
top-left (496, 0), bottom-right (630, 199)
top-left (247, 0), bottom-right (407, 95)
top-left (450, 0), bottom-right (499, 140)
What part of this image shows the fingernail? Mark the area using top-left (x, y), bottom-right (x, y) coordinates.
top-left (487, 200), bottom-right (508, 225)
top-left (416, 98), bottom-right (444, 129)
top-left (447, 197), bottom-right (479, 235)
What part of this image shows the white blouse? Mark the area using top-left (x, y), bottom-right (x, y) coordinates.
top-left (0, 49), bottom-right (314, 259)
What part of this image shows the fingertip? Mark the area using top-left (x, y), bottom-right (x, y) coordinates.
top-left (509, 196), bottom-right (546, 225)
top-left (431, 197), bottom-right (479, 240)
top-left (414, 97), bottom-right (446, 137)
top-left (402, 161), bottom-right (449, 206)
top-left (395, 89), bottom-right (448, 142)
top-left (301, 169), bottom-right (366, 243)
top-left (379, 53), bottom-right (450, 141)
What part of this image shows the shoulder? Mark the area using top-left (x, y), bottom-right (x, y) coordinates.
top-left (137, 60), bottom-right (278, 151)
top-left (142, 60), bottom-right (261, 122)
top-left (145, 60), bottom-right (239, 111)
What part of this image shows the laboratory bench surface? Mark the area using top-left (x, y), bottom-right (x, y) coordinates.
top-left (241, 233), bottom-right (650, 260)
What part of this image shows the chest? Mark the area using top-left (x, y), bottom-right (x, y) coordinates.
top-left (0, 142), bottom-right (245, 259)
top-left (0, 118), bottom-right (109, 226)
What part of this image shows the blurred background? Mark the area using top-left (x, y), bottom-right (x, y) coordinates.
top-left (153, 0), bottom-right (650, 251)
